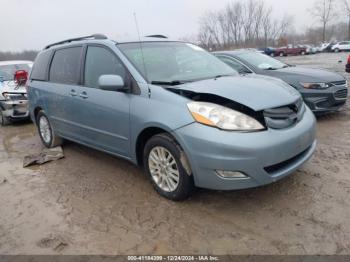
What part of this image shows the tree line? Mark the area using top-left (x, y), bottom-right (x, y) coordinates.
top-left (197, 0), bottom-right (350, 50)
top-left (197, 0), bottom-right (293, 50)
top-left (0, 50), bottom-right (38, 62)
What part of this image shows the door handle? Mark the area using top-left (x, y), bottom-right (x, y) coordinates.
top-left (79, 91), bottom-right (88, 99)
top-left (69, 90), bottom-right (77, 96)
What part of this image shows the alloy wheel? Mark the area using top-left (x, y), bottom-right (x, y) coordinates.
top-left (39, 116), bottom-right (51, 144)
top-left (148, 146), bottom-right (180, 192)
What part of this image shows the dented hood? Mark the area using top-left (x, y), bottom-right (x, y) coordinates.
top-left (176, 76), bottom-right (301, 111)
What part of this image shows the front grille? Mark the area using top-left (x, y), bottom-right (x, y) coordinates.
top-left (334, 89), bottom-right (348, 99)
top-left (264, 98), bottom-right (305, 129)
top-left (330, 80), bottom-right (347, 86)
top-left (264, 146), bottom-right (310, 175)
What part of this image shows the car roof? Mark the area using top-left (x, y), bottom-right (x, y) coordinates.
top-left (0, 60), bottom-right (33, 66)
top-left (43, 34), bottom-right (181, 50)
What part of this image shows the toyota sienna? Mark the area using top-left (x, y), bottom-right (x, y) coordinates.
top-left (28, 34), bottom-right (317, 200)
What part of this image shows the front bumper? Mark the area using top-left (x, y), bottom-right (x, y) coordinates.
top-left (0, 99), bottom-right (29, 119)
top-left (173, 107), bottom-right (316, 191)
top-left (300, 85), bottom-right (348, 113)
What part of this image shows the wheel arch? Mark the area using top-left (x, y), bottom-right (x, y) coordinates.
top-left (134, 125), bottom-right (192, 175)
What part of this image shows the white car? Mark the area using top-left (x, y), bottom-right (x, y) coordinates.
top-left (331, 41), bottom-right (350, 52)
top-left (0, 60), bottom-right (33, 125)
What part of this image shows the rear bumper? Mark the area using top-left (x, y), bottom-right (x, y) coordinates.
top-left (300, 86), bottom-right (348, 113)
top-left (173, 107), bottom-right (316, 190)
top-left (0, 100), bottom-right (29, 119)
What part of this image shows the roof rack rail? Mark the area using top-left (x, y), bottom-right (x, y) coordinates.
top-left (145, 34), bottom-right (168, 39)
top-left (44, 34), bottom-right (108, 49)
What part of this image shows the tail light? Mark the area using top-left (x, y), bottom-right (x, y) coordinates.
top-left (347, 55), bottom-right (350, 64)
top-left (14, 70), bottom-right (28, 87)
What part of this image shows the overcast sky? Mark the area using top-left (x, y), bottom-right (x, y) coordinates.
top-left (1, 0), bottom-right (322, 51)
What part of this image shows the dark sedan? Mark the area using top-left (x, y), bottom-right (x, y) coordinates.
top-left (258, 47), bottom-right (276, 57)
top-left (214, 50), bottom-right (348, 114)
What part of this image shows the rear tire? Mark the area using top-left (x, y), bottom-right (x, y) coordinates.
top-left (0, 110), bottom-right (11, 126)
top-left (143, 133), bottom-right (194, 201)
top-left (334, 48), bottom-right (340, 53)
top-left (36, 111), bottom-right (63, 148)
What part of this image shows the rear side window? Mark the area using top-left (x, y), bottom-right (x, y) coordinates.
top-left (84, 46), bottom-right (126, 88)
top-left (49, 47), bottom-right (82, 85)
top-left (31, 50), bottom-right (52, 81)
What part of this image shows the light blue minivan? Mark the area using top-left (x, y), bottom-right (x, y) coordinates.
top-left (28, 34), bottom-right (316, 200)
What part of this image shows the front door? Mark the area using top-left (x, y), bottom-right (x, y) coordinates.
top-left (72, 45), bottom-right (131, 157)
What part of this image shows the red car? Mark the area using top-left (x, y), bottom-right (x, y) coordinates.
top-left (275, 45), bottom-right (307, 57)
top-left (346, 55), bottom-right (350, 73)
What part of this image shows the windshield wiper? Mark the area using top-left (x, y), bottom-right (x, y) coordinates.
top-left (264, 67), bottom-right (278, 70)
top-left (151, 80), bottom-right (187, 86)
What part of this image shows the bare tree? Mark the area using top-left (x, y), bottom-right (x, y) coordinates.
top-left (309, 0), bottom-right (336, 42)
top-left (342, 0), bottom-right (350, 39)
top-left (197, 0), bottom-right (294, 50)
top-left (226, 2), bottom-right (243, 45)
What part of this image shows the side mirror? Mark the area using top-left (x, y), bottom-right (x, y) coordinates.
top-left (98, 75), bottom-right (127, 92)
top-left (14, 70), bottom-right (28, 86)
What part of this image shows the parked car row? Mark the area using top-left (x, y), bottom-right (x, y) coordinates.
top-left (0, 34), bottom-right (348, 200)
top-left (259, 41), bottom-right (350, 57)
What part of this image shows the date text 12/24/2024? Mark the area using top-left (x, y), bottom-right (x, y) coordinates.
top-left (127, 256), bottom-right (220, 261)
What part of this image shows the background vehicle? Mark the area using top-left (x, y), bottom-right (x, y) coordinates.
top-left (275, 45), bottom-right (307, 56)
top-left (346, 55), bottom-right (350, 73)
top-left (302, 45), bottom-right (317, 54)
top-left (28, 34), bottom-right (316, 201)
top-left (332, 41), bottom-right (350, 52)
top-left (258, 47), bottom-right (276, 56)
top-left (214, 50), bottom-right (348, 114)
top-left (0, 61), bottom-right (32, 125)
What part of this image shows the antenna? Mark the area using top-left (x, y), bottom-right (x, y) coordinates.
top-left (133, 12), bottom-right (149, 88)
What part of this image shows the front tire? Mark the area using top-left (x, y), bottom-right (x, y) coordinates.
top-left (0, 110), bottom-right (11, 126)
top-left (279, 52), bottom-right (285, 57)
top-left (36, 111), bottom-right (63, 148)
top-left (334, 48), bottom-right (340, 53)
top-left (143, 133), bottom-right (194, 201)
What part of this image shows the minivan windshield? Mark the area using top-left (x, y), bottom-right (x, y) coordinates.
top-left (118, 42), bottom-right (237, 84)
top-left (0, 63), bottom-right (32, 81)
top-left (236, 52), bottom-right (288, 70)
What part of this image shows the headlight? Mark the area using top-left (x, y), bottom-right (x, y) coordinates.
top-left (187, 101), bottom-right (265, 131)
top-left (300, 82), bottom-right (331, 89)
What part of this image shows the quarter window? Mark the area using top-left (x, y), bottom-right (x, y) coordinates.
top-left (49, 47), bottom-right (82, 85)
top-left (84, 46), bottom-right (126, 89)
top-left (31, 50), bottom-right (52, 81)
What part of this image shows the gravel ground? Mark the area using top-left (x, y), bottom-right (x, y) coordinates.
top-left (0, 52), bottom-right (349, 255)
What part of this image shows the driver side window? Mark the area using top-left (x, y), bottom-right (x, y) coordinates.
top-left (84, 46), bottom-right (126, 89)
top-left (218, 56), bottom-right (252, 74)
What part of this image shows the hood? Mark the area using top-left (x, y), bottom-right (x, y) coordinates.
top-left (175, 76), bottom-right (301, 111)
top-left (266, 66), bottom-right (345, 83)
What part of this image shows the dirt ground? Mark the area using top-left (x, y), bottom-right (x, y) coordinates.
top-left (0, 53), bottom-right (350, 255)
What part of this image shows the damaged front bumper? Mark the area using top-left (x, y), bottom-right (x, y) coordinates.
top-left (172, 106), bottom-right (316, 191)
top-left (0, 99), bottom-right (29, 120)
